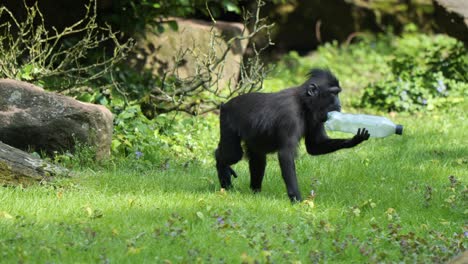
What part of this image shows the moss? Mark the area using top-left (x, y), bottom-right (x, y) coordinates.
top-left (0, 97), bottom-right (7, 111)
top-left (0, 161), bottom-right (36, 186)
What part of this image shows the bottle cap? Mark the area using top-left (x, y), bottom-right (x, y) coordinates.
top-left (395, 125), bottom-right (403, 135)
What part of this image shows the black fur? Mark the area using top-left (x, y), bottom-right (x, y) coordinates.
top-left (215, 69), bottom-right (370, 201)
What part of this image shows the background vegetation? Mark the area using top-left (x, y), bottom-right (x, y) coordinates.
top-left (0, 0), bottom-right (466, 262)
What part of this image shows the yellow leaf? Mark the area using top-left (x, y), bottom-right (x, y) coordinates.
top-left (261, 250), bottom-right (272, 258)
top-left (240, 253), bottom-right (255, 264)
top-left (127, 246), bottom-right (141, 255)
top-left (84, 206), bottom-right (93, 217)
top-left (303, 200), bottom-right (315, 208)
top-left (0, 211), bottom-right (13, 219)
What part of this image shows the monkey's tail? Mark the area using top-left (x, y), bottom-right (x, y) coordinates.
top-left (229, 167), bottom-right (238, 178)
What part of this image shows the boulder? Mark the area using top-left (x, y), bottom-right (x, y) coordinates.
top-left (257, 0), bottom-right (381, 53)
top-left (128, 18), bottom-right (249, 90)
top-left (433, 0), bottom-right (468, 44)
top-left (0, 79), bottom-right (113, 160)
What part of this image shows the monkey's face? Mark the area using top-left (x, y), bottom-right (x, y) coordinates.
top-left (322, 85), bottom-right (342, 113)
top-left (302, 69), bottom-right (342, 122)
top-left (304, 81), bottom-right (342, 121)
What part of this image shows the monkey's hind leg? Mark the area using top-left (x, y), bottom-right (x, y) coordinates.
top-left (248, 150), bottom-right (266, 193)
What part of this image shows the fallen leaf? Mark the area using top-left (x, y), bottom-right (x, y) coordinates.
top-left (196, 211), bottom-right (204, 220)
top-left (127, 246), bottom-right (142, 255)
top-left (85, 206), bottom-right (93, 217)
top-left (353, 207), bottom-right (361, 217)
top-left (0, 211), bottom-right (13, 219)
top-left (303, 200), bottom-right (315, 208)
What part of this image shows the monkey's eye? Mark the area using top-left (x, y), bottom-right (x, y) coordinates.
top-left (328, 86), bottom-right (341, 95)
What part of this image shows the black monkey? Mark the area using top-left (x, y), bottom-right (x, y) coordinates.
top-left (215, 69), bottom-right (370, 201)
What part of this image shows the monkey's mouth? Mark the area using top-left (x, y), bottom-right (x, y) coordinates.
top-left (329, 106), bottom-right (341, 112)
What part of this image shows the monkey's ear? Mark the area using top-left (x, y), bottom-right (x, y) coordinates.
top-left (306, 83), bottom-right (319, 96)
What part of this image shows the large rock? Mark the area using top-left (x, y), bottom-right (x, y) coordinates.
top-left (0, 79), bottom-right (113, 160)
top-left (257, 0), bottom-right (381, 53)
top-left (128, 18), bottom-right (249, 90)
top-left (433, 0), bottom-right (468, 44)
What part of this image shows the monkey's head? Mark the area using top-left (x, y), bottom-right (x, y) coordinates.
top-left (301, 69), bottom-right (342, 122)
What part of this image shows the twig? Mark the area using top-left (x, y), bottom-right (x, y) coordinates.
top-left (148, 0), bottom-right (273, 116)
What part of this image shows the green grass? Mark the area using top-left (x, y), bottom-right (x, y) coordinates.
top-left (1, 105), bottom-right (467, 263)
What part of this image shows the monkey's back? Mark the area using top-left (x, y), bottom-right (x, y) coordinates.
top-left (220, 88), bottom-right (304, 151)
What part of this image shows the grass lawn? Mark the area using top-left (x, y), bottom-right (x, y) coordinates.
top-left (1, 104), bottom-right (466, 263)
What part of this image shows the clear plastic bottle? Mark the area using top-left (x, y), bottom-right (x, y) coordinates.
top-left (325, 111), bottom-right (403, 138)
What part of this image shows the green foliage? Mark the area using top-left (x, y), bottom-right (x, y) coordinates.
top-left (51, 143), bottom-right (98, 170)
top-left (266, 29), bottom-right (467, 112)
top-left (361, 31), bottom-right (468, 112)
top-left (348, 0), bottom-right (434, 31)
top-left (107, 0), bottom-right (242, 33)
top-left (266, 36), bottom-right (393, 91)
top-left (263, 34), bottom-right (394, 107)
top-left (111, 103), bottom-right (218, 164)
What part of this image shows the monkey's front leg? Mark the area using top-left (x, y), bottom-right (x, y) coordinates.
top-left (278, 148), bottom-right (301, 202)
top-left (307, 128), bottom-right (370, 155)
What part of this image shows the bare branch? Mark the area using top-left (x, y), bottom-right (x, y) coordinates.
top-left (145, 0), bottom-right (274, 116)
top-left (0, 0), bottom-right (133, 91)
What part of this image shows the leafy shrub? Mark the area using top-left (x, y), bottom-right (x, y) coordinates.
top-left (263, 34), bottom-right (394, 107)
top-left (360, 31), bottom-right (467, 112)
top-left (106, 0), bottom-right (241, 33)
top-left (112, 103), bottom-right (218, 165)
top-left (266, 28), bottom-right (467, 113)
